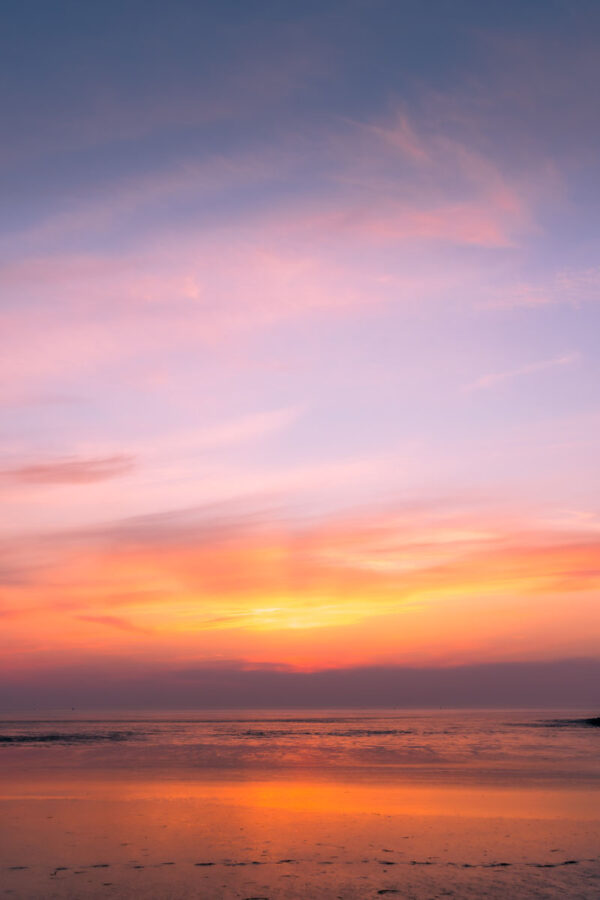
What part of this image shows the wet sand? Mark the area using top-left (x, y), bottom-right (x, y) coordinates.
top-left (2, 773), bottom-right (600, 899)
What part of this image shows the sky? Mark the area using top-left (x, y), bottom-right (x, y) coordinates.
top-left (1, 0), bottom-right (599, 708)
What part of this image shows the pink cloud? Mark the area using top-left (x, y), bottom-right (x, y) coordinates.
top-left (0, 109), bottom-right (548, 404)
top-left (351, 112), bottom-right (431, 164)
top-left (464, 352), bottom-right (580, 392)
top-left (485, 268), bottom-right (600, 310)
top-left (4, 107), bottom-right (537, 259)
top-left (309, 201), bottom-right (517, 248)
top-left (1, 455), bottom-right (135, 486)
top-left (0, 235), bottom-right (392, 397)
top-left (76, 614), bottom-right (152, 634)
top-left (315, 109), bottom-right (536, 248)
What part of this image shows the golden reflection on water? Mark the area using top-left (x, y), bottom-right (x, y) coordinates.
top-left (3, 773), bottom-right (599, 820)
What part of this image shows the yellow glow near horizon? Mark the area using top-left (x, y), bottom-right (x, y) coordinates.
top-left (2, 508), bottom-right (600, 673)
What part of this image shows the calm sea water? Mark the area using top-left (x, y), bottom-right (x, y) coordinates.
top-left (1, 709), bottom-right (599, 784)
top-left (2, 710), bottom-right (600, 897)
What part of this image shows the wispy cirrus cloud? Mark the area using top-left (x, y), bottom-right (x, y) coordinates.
top-left (486, 267), bottom-right (600, 310)
top-left (464, 352), bottom-right (579, 392)
top-left (0, 93), bottom-right (552, 416)
top-left (1, 454), bottom-right (135, 486)
top-left (76, 614), bottom-right (153, 635)
top-left (0, 104), bottom-right (542, 402)
top-left (2, 103), bottom-right (538, 258)
top-left (324, 121), bottom-right (535, 248)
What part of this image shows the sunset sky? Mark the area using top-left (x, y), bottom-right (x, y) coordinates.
top-left (2, 1), bottom-right (599, 707)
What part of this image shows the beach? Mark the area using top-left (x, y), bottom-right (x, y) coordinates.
top-left (1, 710), bottom-right (599, 898)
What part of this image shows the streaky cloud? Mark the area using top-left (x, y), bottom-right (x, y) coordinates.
top-left (1, 454), bottom-right (135, 485)
top-left (464, 353), bottom-right (579, 392)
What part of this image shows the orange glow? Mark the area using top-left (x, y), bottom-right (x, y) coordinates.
top-left (3, 773), bottom-right (599, 821)
top-left (2, 507), bottom-right (599, 672)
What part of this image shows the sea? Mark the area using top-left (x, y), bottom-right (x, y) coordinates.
top-left (1, 709), bottom-right (599, 898)
top-left (1, 708), bottom-right (599, 781)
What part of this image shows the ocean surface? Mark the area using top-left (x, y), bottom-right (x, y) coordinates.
top-left (1, 709), bottom-right (599, 898)
top-left (1, 708), bottom-right (599, 780)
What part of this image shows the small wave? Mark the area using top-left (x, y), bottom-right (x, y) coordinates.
top-left (240, 730), bottom-right (314, 737)
top-left (239, 728), bottom-right (413, 738)
top-left (0, 731), bottom-right (137, 745)
top-left (539, 716), bottom-right (600, 729)
top-left (328, 729), bottom-right (413, 736)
